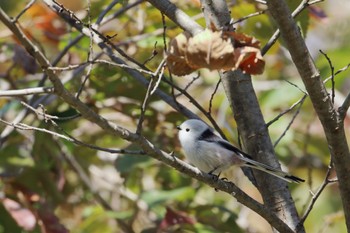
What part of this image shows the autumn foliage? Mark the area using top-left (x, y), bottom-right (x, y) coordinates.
top-left (166, 28), bottom-right (265, 76)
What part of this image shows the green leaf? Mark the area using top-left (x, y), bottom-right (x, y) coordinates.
top-left (141, 187), bottom-right (195, 207)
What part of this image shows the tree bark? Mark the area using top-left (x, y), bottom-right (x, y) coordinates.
top-left (199, 0), bottom-right (304, 232)
top-left (267, 0), bottom-right (350, 231)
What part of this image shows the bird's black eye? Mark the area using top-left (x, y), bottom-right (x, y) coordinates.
top-left (186, 128), bottom-right (190, 132)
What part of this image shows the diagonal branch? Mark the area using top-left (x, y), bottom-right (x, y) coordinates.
top-left (339, 92), bottom-right (350, 120)
top-left (267, 0), bottom-right (350, 230)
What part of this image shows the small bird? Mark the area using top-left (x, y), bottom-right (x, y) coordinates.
top-left (177, 119), bottom-right (304, 183)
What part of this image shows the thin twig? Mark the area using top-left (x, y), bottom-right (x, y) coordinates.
top-left (0, 118), bottom-right (72, 140)
top-left (208, 78), bottom-right (221, 115)
top-left (262, 0), bottom-right (324, 55)
top-left (297, 160), bottom-right (336, 230)
top-left (267, 94), bottom-right (307, 128)
top-left (99, 0), bottom-right (143, 26)
top-left (339, 92), bottom-right (350, 120)
top-left (274, 95), bottom-right (306, 147)
top-left (0, 87), bottom-right (54, 97)
top-left (266, 80), bottom-right (307, 127)
top-left (76, 0), bottom-right (94, 99)
top-left (48, 60), bottom-right (155, 75)
top-left (143, 42), bottom-right (159, 65)
top-left (161, 12), bottom-right (178, 109)
top-left (95, 0), bottom-right (120, 25)
top-left (175, 73), bottom-right (200, 98)
top-left (323, 63), bottom-right (350, 83)
top-left (230, 10), bottom-right (267, 25)
top-left (150, 60), bottom-right (166, 95)
top-left (136, 77), bottom-right (154, 135)
top-left (136, 59), bottom-right (167, 134)
top-left (320, 50), bottom-right (335, 104)
top-left (12, 0), bottom-right (36, 22)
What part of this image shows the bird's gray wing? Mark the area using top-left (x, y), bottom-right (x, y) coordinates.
top-left (197, 129), bottom-right (305, 183)
top-left (197, 129), bottom-right (252, 159)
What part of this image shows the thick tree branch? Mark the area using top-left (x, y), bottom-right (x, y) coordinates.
top-left (267, 0), bottom-right (350, 230)
top-left (198, 1), bottom-right (303, 232)
top-left (146, 0), bottom-right (203, 36)
top-left (0, 6), bottom-right (295, 233)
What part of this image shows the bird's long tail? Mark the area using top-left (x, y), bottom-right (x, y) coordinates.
top-left (240, 156), bottom-right (304, 183)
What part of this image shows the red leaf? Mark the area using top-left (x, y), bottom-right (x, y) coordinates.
top-left (158, 207), bottom-right (195, 231)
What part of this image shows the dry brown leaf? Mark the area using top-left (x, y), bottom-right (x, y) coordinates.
top-left (166, 29), bottom-right (265, 76)
top-left (166, 32), bottom-right (195, 76)
top-left (187, 29), bottom-right (235, 70)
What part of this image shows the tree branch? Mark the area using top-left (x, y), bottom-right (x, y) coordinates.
top-left (262, 0), bottom-right (324, 55)
top-left (199, 1), bottom-right (304, 232)
top-left (0, 87), bottom-right (54, 97)
top-left (266, 0), bottom-right (350, 230)
top-left (297, 161), bottom-right (336, 231)
top-left (146, 0), bottom-right (203, 36)
top-left (339, 92), bottom-right (350, 120)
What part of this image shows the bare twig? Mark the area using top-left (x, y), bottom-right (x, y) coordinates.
top-left (0, 87), bottom-right (54, 97)
top-left (143, 42), bottom-right (159, 65)
top-left (48, 60), bottom-right (154, 75)
top-left (150, 60), bottom-right (166, 95)
top-left (267, 62), bottom-right (350, 127)
top-left (297, 161), bottom-right (337, 230)
top-left (98, 0), bottom-right (143, 26)
top-left (230, 10), bottom-right (267, 25)
top-left (54, 139), bottom-right (134, 232)
top-left (0, 118), bottom-right (71, 140)
top-left (323, 63), bottom-right (350, 83)
top-left (12, 0), bottom-right (36, 22)
top-left (146, 0), bottom-right (203, 35)
top-left (320, 50), bottom-right (335, 104)
top-left (95, 0), bottom-right (120, 24)
top-left (262, 0), bottom-right (324, 55)
top-left (136, 60), bottom-right (166, 134)
top-left (266, 80), bottom-right (307, 127)
top-left (76, 0), bottom-right (94, 99)
top-left (136, 76), bottom-right (155, 135)
top-left (274, 95), bottom-right (306, 147)
top-left (339, 92), bottom-right (350, 120)
top-left (174, 73), bottom-right (200, 98)
top-left (208, 78), bottom-right (221, 115)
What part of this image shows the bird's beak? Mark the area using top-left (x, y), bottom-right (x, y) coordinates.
top-left (176, 126), bottom-right (181, 130)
